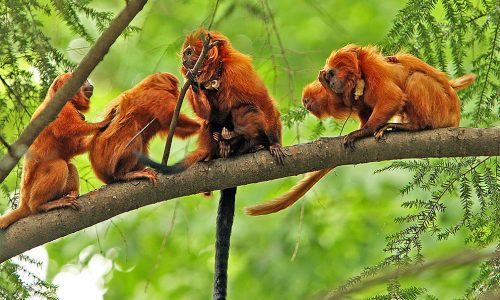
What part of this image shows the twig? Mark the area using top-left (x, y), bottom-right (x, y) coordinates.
top-left (0, 135), bottom-right (11, 153)
top-left (161, 35), bottom-right (219, 164)
top-left (291, 199), bottom-right (305, 262)
top-left (207, 0), bottom-right (221, 30)
top-left (0, 0), bottom-right (149, 184)
top-left (262, 0), bottom-right (295, 105)
top-left (145, 200), bottom-right (179, 293)
top-left (124, 118), bottom-right (155, 149)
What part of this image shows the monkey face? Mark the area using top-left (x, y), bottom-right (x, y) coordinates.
top-left (323, 49), bottom-right (360, 96)
top-left (182, 45), bottom-right (199, 69)
top-left (319, 68), bottom-right (345, 94)
top-left (302, 81), bottom-right (330, 119)
top-left (82, 80), bottom-right (94, 99)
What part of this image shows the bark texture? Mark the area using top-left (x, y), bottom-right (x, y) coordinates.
top-left (0, 127), bottom-right (499, 263)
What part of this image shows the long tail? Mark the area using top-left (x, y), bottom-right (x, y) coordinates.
top-left (213, 187), bottom-right (237, 300)
top-left (135, 152), bottom-right (185, 174)
top-left (450, 73), bottom-right (476, 91)
top-left (0, 206), bottom-right (31, 229)
top-left (244, 168), bottom-right (333, 216)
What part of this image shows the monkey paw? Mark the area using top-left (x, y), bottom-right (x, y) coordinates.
top-left (186, 70), bottom-right (201, 93)
top-left (0, 219), bottom-right (10, 230)
top-left (213, 131), bottom-right (221, 142)
top-left (374, 126), bottom-right (389, 140)
top-left (65, 198), bottom-right (82, 211)
top-left (66, 190), bottom-right (79, 199)
top-left (269, 144), bottom-right (286, 165)
top-left (221, 127), bottom-right (234, 140)
top-left (219, 140), bottom-right (231, 158)
top-left (342, 134), bottom-right (357, 150)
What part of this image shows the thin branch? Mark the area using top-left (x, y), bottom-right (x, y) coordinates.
top-left (161, 35), bottom-right (219, 164)
top-left (324, 249), bottom-right (499, 299)
top-left (0, 136), bottom-right (11, 152)
top-left (0, 0), bottom-right (149, 184)
top-left (145, 200), bottom-right (179, 293)
top-left (0, 127), bottom-right (498, 263)
top-left (207, 0), bottom-right (221, 30)
top-left (161, 1), bottom-right (222, 165)
top-left (262, 0), bottom-right (295, 105)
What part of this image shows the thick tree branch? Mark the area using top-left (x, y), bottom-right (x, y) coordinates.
top-left (0, 0), bottom-right (148, 183)
top-left (0, 127), bottom-right (499, 263)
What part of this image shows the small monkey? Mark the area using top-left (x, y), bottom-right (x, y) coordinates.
top-left (0, 73), bottom-right (109, 229)
top-left (88, 72), bottom-right (199, 184)
top-left (245, 47), bottom-right (475, 216)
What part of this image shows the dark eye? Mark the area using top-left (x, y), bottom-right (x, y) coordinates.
top-left (184, 47), bottom-right (193, 56)
top-left (327, 69), bottom-right (335, 78)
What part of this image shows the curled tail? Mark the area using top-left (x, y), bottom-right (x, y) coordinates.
top-left (450, 73), bottom-right (476, 91)
top-left (244, 168), bottom-right (333, 216)
top-left (0, 205), bottom-right (31, 229)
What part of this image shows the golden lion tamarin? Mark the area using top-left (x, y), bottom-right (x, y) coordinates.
top-left (88, 72), bottom-right (199, 184)
top-left (245, 46), bottom-right (475, 216)
top-left (0, 73), bottom-right (109, 229)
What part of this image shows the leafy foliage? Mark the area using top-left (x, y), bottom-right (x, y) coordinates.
top-left (0, 256), bottom-right (56, 299)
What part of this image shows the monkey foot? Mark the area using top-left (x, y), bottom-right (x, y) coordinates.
top-left (213, 131), bottom-right (221, 141)
top-left (219, 140), bottom-right (231, 158)
top-left (120, 170), bottom-right (157, 185)
top-left (0, 220), bottom-right (10, 230)
top-left (66, 190), bottom-right (79, 198)
top-left (342, 134), bottom-right (357, 149)
top-left (343, 128), bottom-right (372, 149)
top-left (38, 196), bottom-right (81, 213)
top-left (374, 126), bottom-right (390, 140)
top-left (374, 123), bottom-right (420, 140)
top-left (269, 144), bottom-right (286, 165)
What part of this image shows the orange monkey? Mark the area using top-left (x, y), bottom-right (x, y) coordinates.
top-left (139, 30), bottom-right (285, 300)
top-left (88, 72), bottom-right (199, 184)
top-left (0, 73), bottom-right (109, 229)
top-left (140, 30), bottom-right (284, 173)
top-left (245, 46), bottom-right (475, 216)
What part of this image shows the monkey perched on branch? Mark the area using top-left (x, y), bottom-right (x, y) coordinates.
top-left (88, 73), bottom-right (199, 184)
top-left (139, 30), bottom-right (285, 300)
top-left (182, 30), bottom-right (285, 167)
top-left (0, 73), bottom-right (110, 229)
top-left (245, 45), bottom-right (475, 216)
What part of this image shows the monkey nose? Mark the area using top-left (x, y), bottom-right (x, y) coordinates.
top-left (84, 84), bottom-right (93, 99)
top-left (303, 98), bottom-right (311, 110)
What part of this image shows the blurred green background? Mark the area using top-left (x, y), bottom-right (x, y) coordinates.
top-left (1, 0), bottom-right (491, 299)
